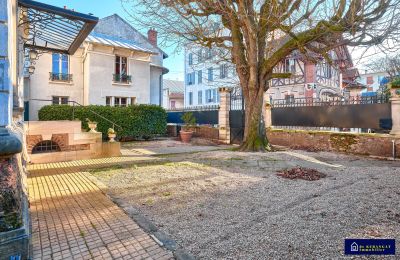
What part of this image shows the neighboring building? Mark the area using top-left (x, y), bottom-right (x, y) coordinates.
top-left (184, 44), bottom-right (356, 107)
top-left (163, 79), bottom-right (184, 109)
top-left (26, 14), bottom-right (169, 120)
top-left (358, 71), bottom-right (389, 93)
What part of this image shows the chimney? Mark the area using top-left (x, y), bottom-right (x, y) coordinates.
top-left (148, 28), bottom-right (158, 47)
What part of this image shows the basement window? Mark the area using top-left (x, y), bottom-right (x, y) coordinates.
top-left (32, 140), bottom-right (61, 154)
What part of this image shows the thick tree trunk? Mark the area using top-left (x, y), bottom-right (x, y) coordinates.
top-left (239, 83), bottom-right (271, 152)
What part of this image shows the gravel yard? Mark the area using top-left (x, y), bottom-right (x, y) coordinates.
top-left (90, 141), bottom-right (400, 259)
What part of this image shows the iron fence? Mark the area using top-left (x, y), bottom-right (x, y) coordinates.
top-left (166, 105), bottom-right (219, 112)
top-left (230, 87), bottom-right (245, 111)
top-left (271, 95), bottom-right (390, 108)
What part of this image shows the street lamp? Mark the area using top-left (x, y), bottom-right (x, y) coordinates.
top-left (29, 49), bottom-right (38, 60)
top-left (28, 65), bottom-right (35, 74)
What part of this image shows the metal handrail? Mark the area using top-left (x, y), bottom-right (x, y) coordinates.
top-left (29, 99), bottom-right (123, 130)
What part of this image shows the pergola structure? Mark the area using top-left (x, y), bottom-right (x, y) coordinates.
top-left (18, 0), bottom-right (98, 55)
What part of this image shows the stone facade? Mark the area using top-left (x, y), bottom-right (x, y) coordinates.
top-left (267, 129), bottom-right (400, 158)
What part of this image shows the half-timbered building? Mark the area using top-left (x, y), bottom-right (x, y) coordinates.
top-left (184, 43), bottom-right (357, 107)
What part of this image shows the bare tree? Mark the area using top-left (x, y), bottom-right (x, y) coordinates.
top-left (123, 0), bottom-right (400, 151)
top-left (366, 54), bottom-right (400, 80)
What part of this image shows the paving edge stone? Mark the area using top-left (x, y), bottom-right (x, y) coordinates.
top-left (85, 174), bottom-right (196, 260)
top-left (123, 205), bottom-right (196, 259)
top-left (89, 180), bottom-right (196, 260)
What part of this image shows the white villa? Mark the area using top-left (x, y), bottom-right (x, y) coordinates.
top-left (25, 14), bottom-right (168, 120)
top-left (184, 44), bottom-right (357, 107)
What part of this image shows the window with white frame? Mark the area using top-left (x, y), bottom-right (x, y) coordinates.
top-left (187, 72), bottom-right (195, 85)
top-left (208, 67), bottom-right (213, 81)
top-left (189, 92), bottom-right (193, 105)
top-left (283, 59), bottom-right (296, 73)
top-left (52, 96), bottom-right (69, 105)
top-left (197, 48), bottom-right (203, 63)
top-left (198, 90), bottom-right (202, 104)
top-left (188, 53), bottom-right (193, 65)
top-left (206, 89), bottom-right (217, 103)
top-left (51, 53), bottom-right (70, 81)
top-left (198, 70), bottom-right (202, 84)
top-left (106, 96), bottom-right (135, 107)
top-left (220, 64), bottom-right (228, 79)
top-left (114, 56), bottom-right (130, 83)
top-left (206, 49), bottom-right (212, 59)
top-left (114, 97), bottom-right (127, 107)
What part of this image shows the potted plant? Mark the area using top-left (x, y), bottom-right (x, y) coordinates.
top-left (108, 128), bottom-right (116, 142)
top-left (86, 118), bottom-right (98, 132)
top-left (180, 112), bottom-right (196, 143)
top-left (390, 77), bottom-right (400, 97)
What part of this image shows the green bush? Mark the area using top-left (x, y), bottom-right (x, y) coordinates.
top-left (38, 105), bottom-right (167, 140)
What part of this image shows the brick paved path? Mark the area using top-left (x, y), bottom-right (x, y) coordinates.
top-left (27, 158), bottom-right (173, 260)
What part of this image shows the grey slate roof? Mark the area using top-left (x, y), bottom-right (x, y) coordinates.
top-left (163, 79), bottom-right (184, 93)
top-left (86, 33), bottom-right (156, 54)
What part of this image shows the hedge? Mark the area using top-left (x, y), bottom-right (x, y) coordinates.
top-left (38, 105), bottom-right (167, 139)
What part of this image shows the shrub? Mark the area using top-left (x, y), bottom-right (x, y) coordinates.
top-left (181, 112), bottom-right (196, 130)
top-left (38, 105), bottom-right (167, 140)
top-left (391, 77), bottom-right (400, 88)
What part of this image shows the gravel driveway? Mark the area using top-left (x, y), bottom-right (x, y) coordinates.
top-left (90, 143), bottom-right (400, 259)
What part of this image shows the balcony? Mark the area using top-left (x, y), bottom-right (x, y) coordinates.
top-left (113, 74), bottom-right (132, 84)
top-left (49, 72), bottom-right (73, 82)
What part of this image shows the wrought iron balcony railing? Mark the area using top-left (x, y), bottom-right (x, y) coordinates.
top-left (113, 74), bottom-right (132, 84)
top-left (49, 72), bottom-right (73, 82)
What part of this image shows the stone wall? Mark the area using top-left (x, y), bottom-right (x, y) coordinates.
top-left (267, 129), bottom-right (400, 158)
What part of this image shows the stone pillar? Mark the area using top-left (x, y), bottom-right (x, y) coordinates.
top-left (263, 92), bottom-right (272, 128)
top-left (218, 87), bottom-right (231, 144)
top-left (264, 103), bottom-right (272, 129)
top-left (390, 96), bottom-right (400, 136)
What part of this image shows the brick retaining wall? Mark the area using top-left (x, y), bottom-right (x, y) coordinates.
top-left (167, 124), bottom-right (219, 142)
top-left (267, 129), bottom-right (400, 158)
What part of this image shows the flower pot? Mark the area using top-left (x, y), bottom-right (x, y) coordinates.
top-left (108, 133), bottom-right (116, 142)
top-left (180, 130), bottom-right (193, 143)
top-left (88, 122), bottom-right (97, 132)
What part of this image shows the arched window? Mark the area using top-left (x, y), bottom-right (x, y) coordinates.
top-left (32, 140), bottom-right (61, 154)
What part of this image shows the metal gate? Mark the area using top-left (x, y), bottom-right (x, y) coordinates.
top-left (230, 88), bottom-right (245, 144)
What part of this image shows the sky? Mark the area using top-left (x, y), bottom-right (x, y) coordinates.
top-left (40, 0), bottom-right (185, 80)
top-left (40, 0), bottom-right (391, 79)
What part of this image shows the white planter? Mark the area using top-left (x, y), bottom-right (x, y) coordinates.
top-left (108, 133), bottom-right (116, 142)
top-left (88, 123), bottom-right (97, 133)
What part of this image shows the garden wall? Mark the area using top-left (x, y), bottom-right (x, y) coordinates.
top-left (267, 129), bottom-right (400, 158)
top-left (167, 124), bottom-right (219, 142)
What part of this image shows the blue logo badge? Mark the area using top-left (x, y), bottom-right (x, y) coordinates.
top-left (345, 239), bottom-right (395, 255)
